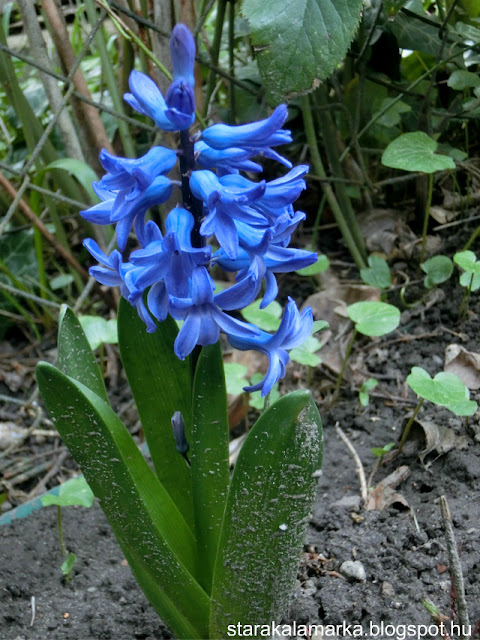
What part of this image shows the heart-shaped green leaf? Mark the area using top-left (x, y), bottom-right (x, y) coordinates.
top-left (117, 298), bottom-right (193, 530)
top-left (407, 366), bottom-right (477, 416)
top-left (447, 70), bottom-right (480, 90)
top-left (210, 390), bottom-right (323, 636)
top-left (79, 315), bottom-right (118, 350)
top-left (57, 306), bottom-right (109, 404)
top-left (347, 301), bottom-right (400, 336)
top-left (241, 299), bottom-right (282, 332)
top-left (41, 476), bottom-right (94, 508)
top-left (454, 250), bottom-right (480, 291)
top-left (381, 132), bottom-right (456, 173)
top-left (190, 343), bottom-right (230, 594)
top-left (421, 255), bottom-right (453, 289)
top-left (360, 255), bottom-right (392, 289)
top-left (296, 254), bottom-right (329, 276)
top-left (224, 362), bottom-right (249, 396)
top-left (289, 334), bottom-right (322, 367)
top-left (35, 362), bottom-right (209, 639)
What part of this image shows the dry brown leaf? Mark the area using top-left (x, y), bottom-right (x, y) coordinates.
top-left (429, 205), bottom-right (459, 224)
top-left (444, 343), bottom-right (480, 390)
top-left (401, 418), bottom-right (469, 463)
top-left (0, 421), bottom-right (27, 449)
top-left (365, 465), bottom-right (410, 511)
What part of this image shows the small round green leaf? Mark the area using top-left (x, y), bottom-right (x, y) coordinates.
top-left (296, 254), bottom-right (329, 276)
top-left (240, 299), bottom-right (282, 332)
top-left (289, 335), bottom-right (322, 367)
top-left (360, 255), bottom-right (392, 289)
top-left (41, 476), bottom-right (94, 508)
top-left (347, 301), bottom-right (400, 336)
top-left (79, 316), bottom-right (118, 350)
top-left (421, 255), bottom-right (453, 289)
top-left (447, 70), bottom-right (480, 90)
top-left (224, 362), bottom-right (249, 396)
top-left (381, 132), bottom-right (456, 173)
top-left (406, 366), bottom-right (477, 416)
top-left (61, 552), bottom-right (77, 577)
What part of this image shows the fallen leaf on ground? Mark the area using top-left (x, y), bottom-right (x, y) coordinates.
top-left (365, 465), bottom-right (410, 511)
top-left (444, 343), bottom-right (480, 390)
top-left (401, 418), bottom-right (469, 463)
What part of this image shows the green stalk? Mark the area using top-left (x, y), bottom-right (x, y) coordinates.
top-left (84, 0), bottom-right (135, 157)
top-left (57, 506), bottom-right (67, 556)
top-left (203, 0), bottom-right (227, 118)
top-left (228, 0), bottom-right (236, 124)
top-left (332, 327), bottom-right (357, 404)
top-left (301, 95), bottom-right (366, 270)
top-left (420, 172), bottom-right (434, 263)
top-left (315, 89), bottom-right (367, 263)
top-left (398, 397), bottom-right (424, 453)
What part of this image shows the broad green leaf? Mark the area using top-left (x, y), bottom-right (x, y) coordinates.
top-left (347, 301), bottom-right (400, 337)
top-left (61, 552), bottom-right (76, 577)
top-left (381, 132), bottom-right (456, 173)
top-left (57, 306), bottom-right (109, 404)
top-left (191, 343), bottom-right (230, 593)
top-left (241, 299), bottom-right (282, 332)
top-left (117, 298), bottom-right (193, 530)
top-left (41, 476), bottom-right (94, 508)
top-left (44, 158), bottom-right (98, 202)
top-left (79, 315), bottom-right (118, 350)
top-left (389, 8), bottom-right (445, 57)
top-left (360, 255), bottom-right (391, 289)
top-left (289, 335), bottom-right (322, 367)
top-left (224, 362), bottom-right (249, 396)
top-left (35, 362), bottom-right (209, 639)
top-left (406, 366), bottom-right (477, 416)
top-left (421, 255), bottom-right (453, 289)
top-left (241, 0), bottom-right (364, 104)
top-left (210, 390), bottom-right (322, 636)
top-left (296, 254), bottom-right (330, 276)
top-left (447, 70), bottom-right (480, 90)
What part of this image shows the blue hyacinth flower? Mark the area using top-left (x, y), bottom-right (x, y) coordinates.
top-left (170, 24), bottom-right (195, 88)
top-left (124, 70), bottom-right (177, 131)
top-left (81, 176), bottom-right (175, 251)
top-left (228, 298), bottom-right (314, 396)
top-left (194, 141), bottom-right (263, 173)
top-left (83, 239), bottom-right (157, 332)
top-left (169, 266), bottom-right (260, 360)
top-left (189, 169), bottom-right (267, 259)
top-left (165, 78), bottom-right (195, 130)
top-left (200, 105), bottom-right (293, 167)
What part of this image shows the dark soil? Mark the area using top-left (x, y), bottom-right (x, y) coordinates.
top-left (2, 233), bottom-right (480, 639)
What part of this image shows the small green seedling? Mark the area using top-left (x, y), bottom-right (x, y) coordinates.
top-left (360, 255), bottom-right (391, 291)
top-left (399, 366), bottom-right (477, 452)
top-left (453, 250), bottom-right (480, 319)
top-left (359, 377), bottom-right (379, 408)
top-left (381, 132), bottom-right (456, 262)
top-left (41, 476), bottom-right (94, 580)
top-left (333, 301), bottom-right (400, 402)
top-left (421, 255), bottom-right (453, 290)
top-left (371, 441), bottom-right (395, 460)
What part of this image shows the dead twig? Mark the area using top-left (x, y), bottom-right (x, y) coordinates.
top-left (335, 423), bottom-right (368, 504)
top-left (440, 495), bottom-right (471, 640)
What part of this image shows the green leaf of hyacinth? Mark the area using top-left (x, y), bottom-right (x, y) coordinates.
top-left (382, 132), bottom-right (456, 174)
top-left (191, 343), bottom-right (230, 594)
top-left (57, 306), bottom-right (109, 404)
top-left (407, 367), bottom-right (477, 416)
top-left (35, 362), bottom-right (209, 640)
top-left (210, 390), bottom-right (323, 637)
top-left (117, 298), bottom-right (193, 530)
top-left (241, 0), bottom-right (363, 104)
top-left (347, 301), bottom-right (400, 337)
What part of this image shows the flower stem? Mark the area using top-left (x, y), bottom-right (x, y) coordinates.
top-left (398, 397), bottom-right (424, 453)
top-left (179, 130), bottom-right (205, 248)
top-left (331, 327), bottom-right (357, 404)
top-left (57, 506), bottom-right (66, 557)
top-left (420, 172), bottom-right (433, 263)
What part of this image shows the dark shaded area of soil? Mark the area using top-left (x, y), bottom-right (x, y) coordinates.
top-left (2, 230), bottom-right (480, 639)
